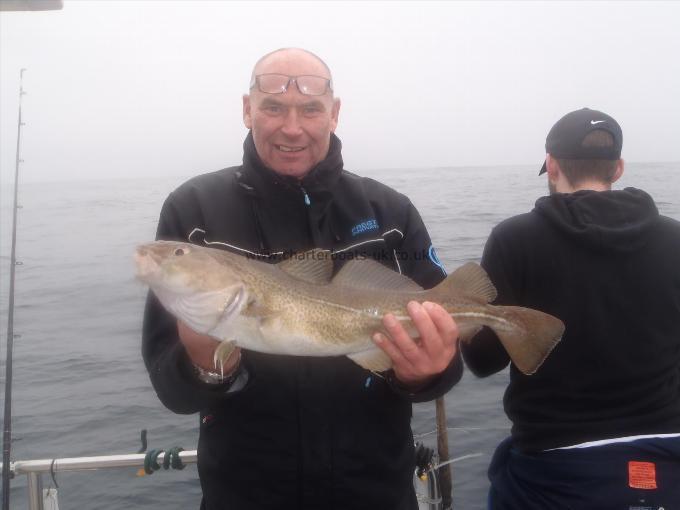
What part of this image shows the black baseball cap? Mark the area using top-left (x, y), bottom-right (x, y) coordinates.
top-left (539, 108), bottom-right (623, 175)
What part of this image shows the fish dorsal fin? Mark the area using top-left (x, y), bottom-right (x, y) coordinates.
top-left (333, 257), bottom-right (423, 292)
top-left (277, 249), bottom-right (334, 285)
top-left (438, 262), bottom-right (497, 303)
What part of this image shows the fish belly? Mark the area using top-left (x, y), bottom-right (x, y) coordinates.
top-left (225, 306), bottom-right (379, 357)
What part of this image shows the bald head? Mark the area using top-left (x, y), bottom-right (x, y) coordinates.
top-left (242, 47), bottom-right (341, 179)
top-left (250, 48), bottom-right (333, 93)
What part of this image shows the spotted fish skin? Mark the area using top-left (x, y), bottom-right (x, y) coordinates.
top-left (135, 241), bottom-right (564, 374)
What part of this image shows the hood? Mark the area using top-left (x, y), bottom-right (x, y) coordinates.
top-left (534, 187), bottom-right (659, 253)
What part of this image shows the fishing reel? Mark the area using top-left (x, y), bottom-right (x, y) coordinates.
top-left (414, 441), bottom-right (435, 481)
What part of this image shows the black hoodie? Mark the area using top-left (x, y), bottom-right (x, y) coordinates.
top-left (462, 188), bottom-right (680, 452)
top-left (142, 133), bottom-right (463, 509)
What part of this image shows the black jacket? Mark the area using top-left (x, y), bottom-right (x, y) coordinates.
top-left (462, 188), bottom-right (680, 452)
top-left (142, 133), bottom-right (463, 509)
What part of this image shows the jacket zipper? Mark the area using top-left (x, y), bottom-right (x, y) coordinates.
top-left (300, 186), bottom-right (311, 206)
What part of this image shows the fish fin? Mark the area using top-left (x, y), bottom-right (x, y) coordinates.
top-left (258, 314), bottom-right (284, 338)
top-left (244, 301), bottom-right (274, 319)
top-left (458, 324), bottom-right (483, 343)
top-left (213, 341), bottom-right (236, 374)
top-left (433, 262), bottom-right (497, 303)
top-left (491, 306), bottom-right (564, 375)
top-left (347, 349), bottom-right (393, 372)
top-left (333, 258), bottom-right (423, 292)
top-left (277, 249), bottom-right (334, 284)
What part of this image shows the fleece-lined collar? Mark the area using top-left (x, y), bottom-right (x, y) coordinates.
top-left (236, 131), bottom-right (344, 204)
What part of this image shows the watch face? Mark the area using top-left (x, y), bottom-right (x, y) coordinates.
top-left (193, 362), bottom-right (240, 385)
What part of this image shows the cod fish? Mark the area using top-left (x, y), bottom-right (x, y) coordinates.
top-left (135, 241), bottom-right (564, 375)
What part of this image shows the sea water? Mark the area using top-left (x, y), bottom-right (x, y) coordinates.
top-left (0, 162), bottom-right (678, 509)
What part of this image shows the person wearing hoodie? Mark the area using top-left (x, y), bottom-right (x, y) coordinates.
top-left (462, 108), bottom-right (680, 509)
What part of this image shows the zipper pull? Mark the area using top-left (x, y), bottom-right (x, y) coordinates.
top-left (301, 187), bottom-right (311, 206)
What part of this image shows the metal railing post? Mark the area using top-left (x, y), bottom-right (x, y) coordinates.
top-left (427, 470), bottom-right (442, 510)
top-left (26, 472), bottom-right (44, 510)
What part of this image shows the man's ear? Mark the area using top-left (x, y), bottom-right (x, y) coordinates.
top-left (611, 158), bottom-right (624, 183)
top-left (243, 95), bottom-right (252, 129)
top-left (546, 154), bottom-right (560, 182)
top-left (330, 97), bottom-right (341, 133)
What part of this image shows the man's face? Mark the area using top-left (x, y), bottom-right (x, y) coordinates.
top-left (243, 51), bottom-right (340, 179)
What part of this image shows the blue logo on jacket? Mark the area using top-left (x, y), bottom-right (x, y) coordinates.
top-left (351, 219), bottom-right (379, 237)
top-left (429, 245), bottom-right (447, 275)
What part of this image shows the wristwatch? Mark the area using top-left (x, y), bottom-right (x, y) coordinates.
top-left (192, 352), bottom-right (242, 386)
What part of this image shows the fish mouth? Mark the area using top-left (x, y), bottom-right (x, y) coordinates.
top-left (134, 248), bottom-right (161, 281)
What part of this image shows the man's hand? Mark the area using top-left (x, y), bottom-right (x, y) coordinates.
top-left (177, 321), bottom-right (241, 375)
top-left (373, 301), bottom-right (459, 389)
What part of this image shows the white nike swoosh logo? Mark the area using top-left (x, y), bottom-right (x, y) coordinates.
top-left (590, 120), bottom-right (606, 125)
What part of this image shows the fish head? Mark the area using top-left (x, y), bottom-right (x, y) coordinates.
top-left (135, 241), bottom-right (248, 335)
top-left (135, 241), bottom-right (239, 291)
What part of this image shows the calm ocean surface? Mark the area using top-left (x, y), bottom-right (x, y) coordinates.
top-left (1, 162), bottom-right (678, 509)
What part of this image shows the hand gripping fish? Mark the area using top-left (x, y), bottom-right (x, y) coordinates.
top-left (135, 241), bottom-right (564, 375)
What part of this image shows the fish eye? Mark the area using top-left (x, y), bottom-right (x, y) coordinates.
top-left (174, 248), bottom-right (186, 256)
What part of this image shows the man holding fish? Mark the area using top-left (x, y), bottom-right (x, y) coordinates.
top-left (140, 47), bottom-right (566, 509)
top-left (141, 48), bottom-right (467, 510)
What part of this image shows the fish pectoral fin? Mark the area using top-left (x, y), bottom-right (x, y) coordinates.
top-left (245, 301), bottom-right (275, 319)
top-left (213, 340), bottom-right (237, 374)
top-left (347, 349), bottom-right (393, 372)
top-left (257, 312), bottom-right (283, 332)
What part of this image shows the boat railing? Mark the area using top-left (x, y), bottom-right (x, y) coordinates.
top-left (2, 450), bottom-right (198, 510)
top-left (1, 448), bottom-right (451, 510)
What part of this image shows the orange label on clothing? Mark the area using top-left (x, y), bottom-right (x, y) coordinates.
top-left (628, 461), bottom-right (657, 489)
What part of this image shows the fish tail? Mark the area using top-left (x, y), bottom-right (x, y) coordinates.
top-left (490, 306), bottom-right (564, 375)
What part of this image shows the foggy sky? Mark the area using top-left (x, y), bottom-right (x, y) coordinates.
top-left (1, 1), bottom-right (679, 183)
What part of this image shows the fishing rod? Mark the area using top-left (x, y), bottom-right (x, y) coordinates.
top-left (2, 68), bottom-right (27, 510)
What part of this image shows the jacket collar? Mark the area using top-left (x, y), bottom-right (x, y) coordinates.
top-left (237, 131), bottom-right (344, 201)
